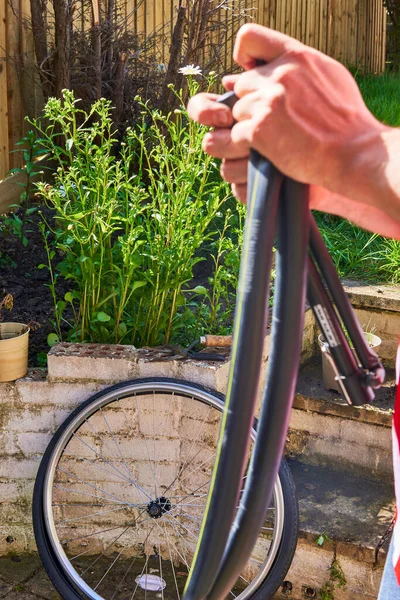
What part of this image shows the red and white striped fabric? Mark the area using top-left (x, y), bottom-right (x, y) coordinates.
top-left (392, 340), bottom-right (400, 584)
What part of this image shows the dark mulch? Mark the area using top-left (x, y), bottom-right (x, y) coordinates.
top-left (0, 207), bottom-right (70, 367)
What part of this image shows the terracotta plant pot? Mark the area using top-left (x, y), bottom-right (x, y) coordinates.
top-left (0, 323), bottom-right (29, 382)
top-left (318, 332), bottom-right (382, 393)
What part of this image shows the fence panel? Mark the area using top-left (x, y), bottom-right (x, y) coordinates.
top-left (0, 0), bottom-right (388, 181)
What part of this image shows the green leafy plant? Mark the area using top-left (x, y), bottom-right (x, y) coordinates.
top-left (3, 130), bottom-right (48, 247)
top-left (316, 531), bottom-right (330, 547)
top-left (31, 87), bottom-right (232, 346)
top-left (36, 352), bottom-right (48, 368)
top-left (182, 203), bottom-right (245, 342)
top-left (319, 559), bottom-right (346, 600)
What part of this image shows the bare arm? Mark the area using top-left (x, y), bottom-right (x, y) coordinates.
top-left (187, 24), bottom-right (400, 240)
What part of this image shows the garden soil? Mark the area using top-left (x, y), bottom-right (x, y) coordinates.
top-left (0, 208), bottom-right (71, 367)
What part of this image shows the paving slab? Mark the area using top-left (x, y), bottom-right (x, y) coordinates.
top-left (289, 458), bottom-right (395, 557)
top-left (0, 578), bottom-right (12, 598)
top-left (5, 593), bottom-right (41, 600)
top-left (295, 358), bottom-right (396, 423)
top-left (271, 459), bottom-right (394, 599)
top-left (25, 569), bottom-right (61, 600)
top-left (0, 554), bottom-right (41, 585)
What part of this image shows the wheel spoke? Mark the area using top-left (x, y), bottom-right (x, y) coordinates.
top-left (134, 395), bottom-right (161, 499)
top-left (70, 432), bottom-right (150, 501)
top-left (56, 466), bottom-right (134, 507)
top-left (38, 384), bottom-right (285, 600)
top-left (100, 407), bottom-right (152, 502)
top-left (162, 518), bottom-right (181, 600)
top-left (162, 401), bottom-right (214, 497)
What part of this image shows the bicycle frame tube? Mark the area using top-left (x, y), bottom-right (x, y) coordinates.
top-left (309, 218), bottom-right (385, 388)
top-left (206, 177), bottom-right (309, 600)
top-left (183, 151), bottom-right (282, 600)
top-left (183, 89), bottom-right (384, 600)
top-left (307, 256), bottom-right (375, 405)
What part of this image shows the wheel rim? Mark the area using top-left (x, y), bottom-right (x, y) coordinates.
top-left (42, 381), bottom-right (285, 600)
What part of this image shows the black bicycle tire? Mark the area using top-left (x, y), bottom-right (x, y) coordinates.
top-left (32, 377), bottom-right (298, 600)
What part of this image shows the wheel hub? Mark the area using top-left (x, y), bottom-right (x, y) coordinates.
top-left (147, 496), bottom-right (172, 519)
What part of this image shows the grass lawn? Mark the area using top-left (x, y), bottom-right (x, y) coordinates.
top-left (356, 71), bottom-right (400, 126)
top-left (315, 70), bottom-right (400, 283)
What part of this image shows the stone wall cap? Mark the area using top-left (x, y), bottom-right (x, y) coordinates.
top-left (49, 342), bottom-right (137, 360)
top-left (342, 279), bottom-right (400, 312)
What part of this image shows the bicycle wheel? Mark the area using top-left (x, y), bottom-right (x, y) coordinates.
top-left (33, 378), bottom-right (298, 600)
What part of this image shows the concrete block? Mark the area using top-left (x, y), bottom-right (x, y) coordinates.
top-left (15, 432), bottom-right (53, 455)
top-left (0, 431), bottom-right (18, 455)
top-left (0, 526), bottom-right (30, 554)
top-left (0, 502), bottom-right (31, 525)
top-left (289, 409), bottom-right (342, 439)
top-left (0, 480), bottom-right (34, 503)
top-left (7, 408), bottom-right (54, 434)
top-left (115, 437), bottom-right (180, 463)
top-left (299, 436), bottom-right (393, 479)
top-left (343, 280), bottom-right (400, 313)
top-left (48, 343), bottom-right (139, 382)
top-left (0, 383), bottom-right (18, 408)
top-left (0, 458), bottom-right (40, 480)
top-left (136, 462), bottom-right (177, 488)
top-left (135, 359), bottom-right (181, 381)
top-left (16, 380), bottom-right (104, 407)
top-left (138, 411), bottom-right (178, 438)
top-left (179, 360), bottom-right (229, 394)
top-left (279, 537), bottom-right (383, 600)
top-left (340, 419), bottom-right (391, 451)
top-left (180, 416), bottom-right (219, 445)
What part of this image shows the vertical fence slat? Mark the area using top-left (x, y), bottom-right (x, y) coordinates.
top-left (6, 0), bottom-right (24, 170)
top-left (0, 0), bottom-right (10, 179)
top-left (0, 0), bottom-right (389, 181)
top-left (295, 0), bottom-right (302, 41)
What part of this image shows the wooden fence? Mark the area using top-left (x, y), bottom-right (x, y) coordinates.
top-left (0, 0), bottom-right (387, 181)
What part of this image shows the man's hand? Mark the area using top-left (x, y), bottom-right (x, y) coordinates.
top-left (187, 24), bottom-right (400, 239)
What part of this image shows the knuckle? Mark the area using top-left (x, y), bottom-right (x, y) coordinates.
top-left (237, 23), bottom-right (260, 41)
top-left (285, 45), bottom-right (307, 62)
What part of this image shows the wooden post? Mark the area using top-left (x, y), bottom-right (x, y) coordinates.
top-left (0, 0), bottom-right (10, 179)
top-left (54, 0), bottom-right (73, 97)
top-left (91, 0), bottom-right (102, 99)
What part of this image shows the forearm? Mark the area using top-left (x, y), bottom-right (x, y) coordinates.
top-left (310, 187), bottom-right (400, 240)
top-left (333, 127), bottom-right (400, 228)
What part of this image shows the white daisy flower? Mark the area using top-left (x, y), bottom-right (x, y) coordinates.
top-left (178, 65), bottom-right (202, 76)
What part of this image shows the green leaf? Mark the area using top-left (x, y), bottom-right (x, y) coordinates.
top-left (97, 311), bottom-right (111, 322)
top-left (131, 280), bottom-right (146, 292)
top-left (64, 292), bottom-right (74, 303)
top-left (47, 333), bottom-right (60, 347)
top-left (192, 285), bottom-right (208, 295)
top-left (56, 300), bottom-right (66, 312)
top-left (37, 264), bottom-right (47, 270)
top-left (118, 322), bottom-right (128, 337)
